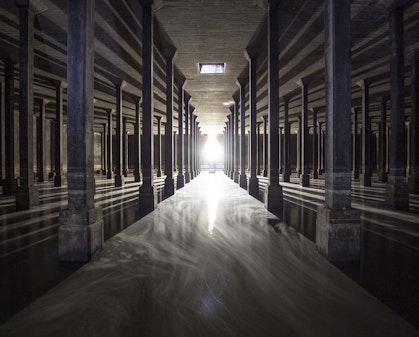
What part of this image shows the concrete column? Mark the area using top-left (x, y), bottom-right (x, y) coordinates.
top-left (224, 127), bottom-right (227, 174)
top-left (405, 120), bottom-right (410, 176)
top-left (245, 48), bottom-right (259, 198)
top-left (193, 115), bottom-right (198, 178)
top-left (53, 81), bottom-right (65, 186)
top-left (279, 127), bottom-right (283, 174)
top-left (318, 122), bottom-right (323, 175)
top-left (0, 82), bottom-right (3, 186)
top-left (176, 76), bottom-right (185, 188)
top-left (114, 81), bottom-right (126, 187)
top-left (59, 0), bottom-right (103, 261)
top-left (106, 109), bottom-right (113, 179)
top-left (385, 3), bottom-right (409, 209)
top-left (247, 130), bottom-right (251, 172)
top-left (139, 0), bottom-right (157, 215)
top-left (379, 97), bottom-right (388, 182)
top-left (3, 60), bottom-right (18, 194)
top-left (256, 121), bottom-right (262, 176)
top-left (122, 116), bottom-right (128, 177)
top-left (163, 46), bottom-right (176, 197)
top-left (262, 115), bottom-right (268, 177)
top-left (156, 116), bottom-right (162, 177)
top-left (184, 93), bottom-right (191, 183)
top-left (296, 118), bottom-right (301, 175)
top-left (101, 123), bottom-right (107, 175)
top-left (316, 0), bottom-right (360, 263)
top-left (229, 106), bottom-right (235, 179)
top-left (15, 0), bottom-right (45, 209)
top-left (189, 107), bottom-right (195, 180)
top-left (233, 99), bottom-right (239, 183)
top-left (173, 131), bottom-right (177, 172)
top-left (297, 78), bottom-right (310, 187)
top-left (133, 98), bottom-right (141, 182)
top-left (358, 79), bottom-right (372, 186)
top-left (282, 96), bottom-right (291, 182)
top-left (408, 49), bottom-right (419, 193)
top-left (264, 0), bottom-right (283, 216)
top-left (226, 117), bottom-right (231, 176)
top-left (352, 107), bottom-right (359, 179)
top-left (311, 108), bottom-right (319, 179)
top-left (237, 76), bottom-right (248, 189)
top-left (36, 99), bottom-right (48, 182)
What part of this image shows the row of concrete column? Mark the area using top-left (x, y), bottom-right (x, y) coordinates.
top-left (223, 0), bottom-right (417, 263)
top-left (0, 0), bottom-right (202, 261)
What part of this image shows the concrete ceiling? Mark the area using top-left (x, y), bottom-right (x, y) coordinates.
top-left (155, 0), bottom-right (266, 134)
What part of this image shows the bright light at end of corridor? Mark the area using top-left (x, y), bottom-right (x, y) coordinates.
top-left (203, 133), bottom-right (222, 162)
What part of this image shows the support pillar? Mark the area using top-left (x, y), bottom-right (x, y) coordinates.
top-left (36, 98), bottom-right (48, 182)
top-left (245, 48), bottom-right (259, 198)
top-left (379, 97), bottom-right (388, 182)
top-left (408, 49), bottom-right (419, 193)
top-left (296, 117), bottom-right (301, 176)
top-left (282, 96), bottom-right (291, 182)
top-left (193, 115), bottom-right (198, 178)
top-left (189, 107), bottom-right (195, 180)
top-left (3, 59), bottom-right (18, 194)
top-left (53, 81), bottom-right (65, 186)
top-left (237, 76), bottom-right (248, 189)
top-left (264, 0), bottom-right (283, 217)
top-left (15, 0), bottom-right (45, 209)
top-left (101, 123), bottom-right (107, 175)
top-left (184, 93), bottom-right (191, 183)
top-left (233, 99), bottom-right (239, 183)
top-left (297, 78), bottom-right (310, 187)
top-left (229, 105), bottom-right (235, 180)
top-left (139, 0), bottom-right (157, 215)
top-left (226, 117), bottom-right (231, 177)
top-left (385, 3), bottom-right (409, 209)
top-left (262, 115), bottom-right (268, 177)
top-left (114, 81), bottom-right (126, 187)
top-left (58, 0), bottom-right (103, 261)
top-left (133, 98), bottom-right (141, 182)
top-left (173, 131), bottom-right (177, 172)
top-left (316, 0), bottom-right (360, 263)
top-left (163, 46), bottom-right (176, 197)
top-left (352, 107), bottom-right (359, 179)
top-left (0, 82), bottom-right (3, 186)
top-left (358, 79), bottom-right (372, 187)
top-left (256, 121), bottom-right (262, 176)
top-left (122, 116), bottom-right (128, 177)
top-left (279, 127), bottom-right (283, 175)
top-left (156, 116), bottom-right (162, 177)
top-left (106, 109), bottom-right (113, 179)
top-left (176, 76), bottom-right (185, 189)
top-left (318, 122), bottom-right (323, 175)
top-left (311, 108), bottom-right (319, 179)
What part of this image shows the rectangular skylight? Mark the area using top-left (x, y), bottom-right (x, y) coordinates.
top-left (199, 63), bottom-right (225, 74)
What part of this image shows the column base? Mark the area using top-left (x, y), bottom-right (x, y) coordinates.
top-left (123, 170), bottom-right (128, 178)
top-left (352, 170), bottom-right (359, 180)
top-left (248, 177), bottom-right (259, 199)
top-left (114, 174), bottom-right (124, 187)
top-left (239, 174), bottom-right (247, 189)
top-left (177, 174), bottom-right (185, 189)
top-left (102, 169), bottom-right (107, 175)
top-left (379, 172), bottom-right (388, 183)
top-left (264, 184), bottom-right (283, 218)
top-left (185, 172), bottom-right (191, 183)
top-left (385, 176), bottom-right (409, 211)
top-left (157, 170), bottom-right (162, 177)
top-left (37, 171), bottom-right (47, 183)
top-left (316, 206), bottom-right (361, 264)
top-left (360, 173), bottom-right (371, 187)
top-left (139, 183), bottom-right (157, 217)
top-left (262, 170), bottom-right (267, 177)
top-left (15, 185), bottom-right (40, 211)
top-left (134, 173), bottom-right (141, 183)
top-left (106, 171), bottom-right (112, 179)
top-left (54, 175), bottom-right (65, 187)
top-left (282, 172), bottom-right (290, 183)
top-left (408, 172), bottom-right (419, 194)
top-left (3, 178), bottom-right (18, 194)
top-left (300, 173), bottom-right (310, 187)
top-left (311, 170), bottom-right (319, 179)
top-left (234, 172), bottom-right (239, 183)
top-left (190, 171), bottom-right (195, 180)
top-left (58, 206), bottom-right (104, 262)
top-left (164, 177), bottom-right (175, 199)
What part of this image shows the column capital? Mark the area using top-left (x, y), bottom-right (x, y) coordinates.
top-left (190, 106), bottom-right (195, 114)
top-left (35, 98), bottom-right (50, 107)
top-left (281, 93), bottom-right (293, 104)
top-left (52, 80), bottom-right (67, 89)
top-left (114, 80), bottom-right (127, 89)
top-left (296, 77), bottom-right (311, 88)
top-left (107, 108), bottom-right (115, 115)
top-left (184, 92), bottom-right (192, 105)
top-left (236, 75), bottom-right (248, 88)
top-left (155, 115), bottom-right (162, 122)
top-left (356, 78), bottom-right (372, 89)
top-left (310, 107), bottom-right (321, 115)
top-left (175, 74), bottom-right (186, 88)
top-left (262, 114), bottom-right (268, 121)
top-left (162, 45), bottom-right (177, 60)
top-left (135, 96), bottom-right (142, 104)
top-left (193, 115), bottom-right (198, 121)
top-left (245, 46), bottom-right (261, 61)
top-left (15, 0), bottom-right (47, 14)
top-left (377, 0), bottom-right (408, 11)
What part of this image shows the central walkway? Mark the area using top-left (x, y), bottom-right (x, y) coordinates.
top-left (1, 173), bottom-right (417, 337)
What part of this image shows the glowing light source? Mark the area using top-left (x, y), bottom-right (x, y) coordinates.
top-left (203, 133), bottom-right (222, 162)
top-left (199, 63), bottom-right (226, 74)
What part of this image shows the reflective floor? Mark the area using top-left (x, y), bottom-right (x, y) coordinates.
top-left (1, 172), bottom-right (418, 337)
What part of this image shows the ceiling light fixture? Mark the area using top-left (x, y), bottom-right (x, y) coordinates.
top-left (199, 63), bottom-right (226, 74)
